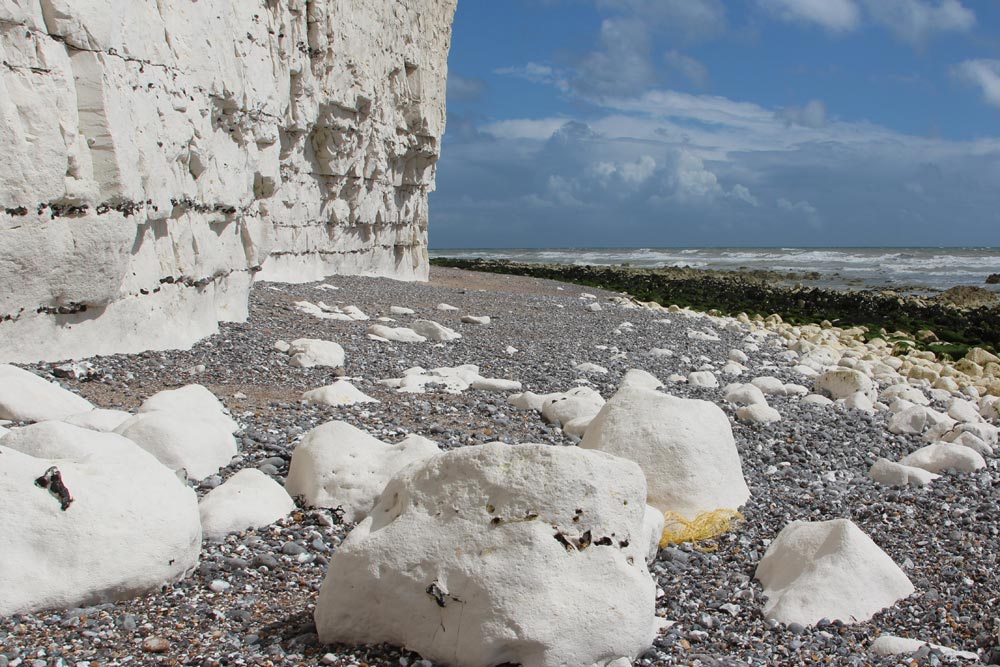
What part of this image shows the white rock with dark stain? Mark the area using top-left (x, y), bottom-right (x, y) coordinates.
top-left (314, 442), bottom-right (658, 667)
top-left (0, 422), bottom-right (200, 614)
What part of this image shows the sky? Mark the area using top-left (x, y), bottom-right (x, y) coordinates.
top-left (429, 0), bottom-right (1000, 249)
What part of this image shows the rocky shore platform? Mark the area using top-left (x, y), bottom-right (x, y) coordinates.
top-left (2, 266), bottom-right (1000, 667)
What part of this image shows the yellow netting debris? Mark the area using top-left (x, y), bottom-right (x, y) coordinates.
top-left (659, 509), bottom-right (744, 551)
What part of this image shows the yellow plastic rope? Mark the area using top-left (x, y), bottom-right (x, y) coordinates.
top-left (659, 509), bottom-right (744, 551)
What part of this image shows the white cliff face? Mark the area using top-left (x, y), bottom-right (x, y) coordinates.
top-left (0, 0), bottom-right (456, 362)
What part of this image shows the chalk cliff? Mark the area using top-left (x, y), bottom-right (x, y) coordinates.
top-left (0, 0), bottom-right (456, 362)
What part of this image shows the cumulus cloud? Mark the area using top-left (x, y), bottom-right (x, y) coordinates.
top-left (665, 51), bottom-right (709, 88)
top-left (494, 62), bottom-right (570, 92)
top-left (595, 0), bottom-right (727, 43)
top-left (758, 0), bottom-right (861, 32)
top-left (755, 0), bottom-right (974, 44)
top-left (777, 100), bottom-right (827, 128)
top-left (861, 0), bottom-right (975, 45)
top-left (953, 59), bottom-right (1000, 109)
top-left (447, 75), bottom-right (486, 102)
top-left (777, 198), bottom-right (822, 227)
top-left (573, 19), bottom-right (659, 96)
top-left (433, 82), bottom-right (1000, 247)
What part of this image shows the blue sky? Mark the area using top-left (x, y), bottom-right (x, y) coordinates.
top-left (429, 0), bottom-right (1000, 248)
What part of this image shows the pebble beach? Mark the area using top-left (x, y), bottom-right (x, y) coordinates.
top-left (2, 265), bottom-right (1000, 667)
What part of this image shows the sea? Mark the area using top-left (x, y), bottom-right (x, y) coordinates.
top-left (429, 247), bottom-right (1000, 296)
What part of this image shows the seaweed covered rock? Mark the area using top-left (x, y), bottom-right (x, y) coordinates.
top-left (314, 442), bottom-right (658, 667)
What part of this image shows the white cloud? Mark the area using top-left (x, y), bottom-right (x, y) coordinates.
top-left (777, 99), bottom-right (827, 128)
top-left (758, 0), bottom-right (861, 32)
top-left (777, 198), bottom-right (822, 227)
top-left (861, 0), bottom-right (975, 45)
top-left (481, 118), bottom-right (570, 141)
top-left (574, 19), bottom-right (659, 96)
top-left (447, 75), bottom-right (486, 102)
top-left (591, 155), bottom-right (658, 186)
top-left (596, 0), bottom-right (727, 42)
top-left (730, 184), bottom-right (760, 207)
top-left (495, 62), bottom-right (570, 92)
top-left (665, 50), bottom-right (709, 88)
top-left (953, 59), bottom-right (1000, 109)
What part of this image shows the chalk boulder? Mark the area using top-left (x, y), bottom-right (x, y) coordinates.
top-left (0, 364), bottom-right (93, 422)
top-left (367, 325), bottom-right (427, 343)
top-left (756, 519), bottom-right (914, 626)
top-left (302, 381), bottom-right (379, 407)
top-left (869, 458), bottom-right (939, 488)
top-left (736, 404), bottom-right (781, 424)
top-left (61, 409), bottom-right (133, 432)
top-left (411, 320), bottom-right (461, 342)
top-left (900, 443), bottom-right (986, 474)
top-left (115, 412), bottom-right (237, 481)
top-left (287, 339), bottom-right (347, 369)
top-left (199, 469), bottom-right (295, 541)
top-left (0, 422), bottom-right (200, 614)
top-left (314, 442), bottom-right (658, 667)
top-left (138, 384), bottom-right (238, 434)
top-left (286, 422), bottom-right (440, 522)
top-left (540, 387), bottom-right (605, 426)
top-left (814, 369), bottom-right (876, 401)
top-left (620, 369), bottom-right (663, 391)
top-left (581, 387), bottom-right (750, 519)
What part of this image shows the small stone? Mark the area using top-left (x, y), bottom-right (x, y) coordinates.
top-left (281, 541), bottom-right (307, 555)
top-left (142, 636), bottom-right (170, 653)
top-left (209, 579), bottom-right (231, 593)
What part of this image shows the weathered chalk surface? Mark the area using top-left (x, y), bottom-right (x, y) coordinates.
top-left (314, 442), bottom-right (658, 667)
top-left (0, 0), bottom-right (457, 363)
top-left (0, 422), bottom-right (201, 615)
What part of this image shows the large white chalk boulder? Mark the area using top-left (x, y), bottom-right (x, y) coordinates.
top-left (287, 338), bottom-right (347, 369)
top-left (286, 422), bottom-right (440, 522)
top-left (0, 422), bottom-right (200, 614)
top-left (314, 442), bottom-right (658, 667)
top-left (755, 519), bottom-right (914, 626)
top-left (813, 369), bottom-right (876, 401)
top-left (870, 635), bottom-right (978, 660)
top-left (580, 387), bottom-right (750, 519)
top-left (138, 384), bottom-right (238, 433)
top-left (900, 443), bottom-right (986, 474)
top-left (0, 364), bottom-right (94, 422)
top-left (199, 469), bottom-right (295, 541)
top-left (114, 412), bottom-right (237, 481)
